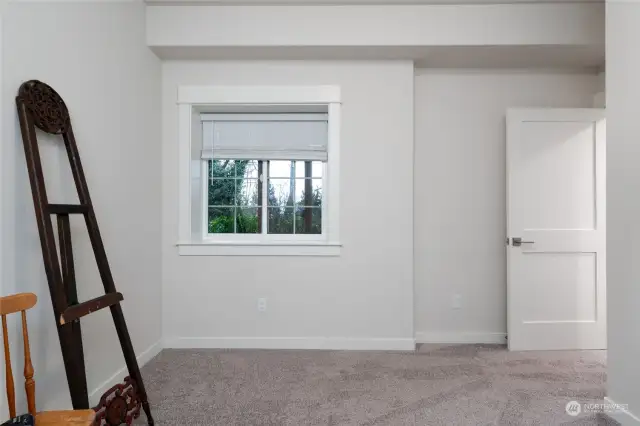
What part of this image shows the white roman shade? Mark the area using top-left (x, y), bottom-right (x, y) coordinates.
top-left (201, 113), bottom-right (328, 161)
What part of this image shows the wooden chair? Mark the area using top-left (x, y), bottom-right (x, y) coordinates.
top-left (1, 293), bottom-right (96, 425)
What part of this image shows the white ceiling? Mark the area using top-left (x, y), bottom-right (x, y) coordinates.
top-left (146, 0), bottom-right (602, 4)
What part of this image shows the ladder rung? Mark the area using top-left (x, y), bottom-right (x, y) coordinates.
top-left (59, 293), bottom-right (124, 324)
top-left (48, 204), bottom-right (89, 215)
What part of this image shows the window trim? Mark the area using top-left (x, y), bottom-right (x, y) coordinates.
top-left (176, 85), bottom-right (341, 256)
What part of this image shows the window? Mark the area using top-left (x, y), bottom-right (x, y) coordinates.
top-left (176, 86), bottom-right (341, 256)
top-left (201, 113), bottom-right (328, 240)
top-left (206, 159), bottom-right (323, 236)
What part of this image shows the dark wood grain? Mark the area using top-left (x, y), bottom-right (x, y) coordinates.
top-left (16, 80), bottom-right (154, 425)
top-left (16, 97), bottom-right (69, 316)
top-left (60, 293), bottom-right (124, 324)
top-left (17, 80), bottom-right (70, 134)
top-left (93, 376), bottom-right (142, 426)
top-left (49, 204), bottom-right (89, 215)
top-left (16, 91), bottom-right (89, 410)
top-left (57, 214), bottom-right (89, 408)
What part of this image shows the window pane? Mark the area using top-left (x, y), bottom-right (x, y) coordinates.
top-left (208, 207), bottom-right (234, 233)
top-left (210, 160), bottom-right (236, 179)
top-left (295, 207), bottom-right (322, 234)
top-left (235, 160), bottom-right (260, 179)
top-left (236, 207), bottom-right (261, 234)
top-left (209, 179), bottom-right (236, 206)
top-left (269, 160), bottom-right (294, 178)
top-left (295, 178), bottom-right (322, 207)
top-left (268, 179), bottom-right (294, 206)
top-left (237, 179), bottom-right (260, 206)
top-left (268, 207), bottom-right (294, 234)
top-left (294, 161), bottom-right (323, 178)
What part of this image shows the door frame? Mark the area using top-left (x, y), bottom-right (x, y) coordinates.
top-left (506, 107), bottom-right (606, 351)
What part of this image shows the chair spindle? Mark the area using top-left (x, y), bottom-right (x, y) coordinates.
top-left (2, 313), bottom-right (16, 418)
top-left (22, 310), bottom-right (36, 414)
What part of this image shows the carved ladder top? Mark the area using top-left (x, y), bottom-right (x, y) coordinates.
top-left (17, 80), bottom-right (71, 135)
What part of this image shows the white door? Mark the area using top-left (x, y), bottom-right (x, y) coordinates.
top-left (507, 108), bottom-right (606, 351)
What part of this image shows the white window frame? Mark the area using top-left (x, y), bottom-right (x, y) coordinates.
top-left (176, 86), bottom-right (341, 256)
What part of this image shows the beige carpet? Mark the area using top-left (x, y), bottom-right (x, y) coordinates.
top-left (137, 344), bottom-right (616, 425)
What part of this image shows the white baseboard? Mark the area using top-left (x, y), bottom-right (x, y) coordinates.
top-left (88, 340), bottom-right (163, 405)
top-left (415, 331), bottom-right (507, 344)
top-left (604, 397), bottom-right (640, 425)
top-left (164, 337), bottom-right (416, 351)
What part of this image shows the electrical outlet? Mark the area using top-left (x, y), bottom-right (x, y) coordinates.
top-left (452, 294), bottom-right (462, 309)
top-left (257, 298), bottom-right (267, 312)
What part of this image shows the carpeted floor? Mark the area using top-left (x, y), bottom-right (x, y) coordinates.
top-left (137, 344), bottom-right (616, 425)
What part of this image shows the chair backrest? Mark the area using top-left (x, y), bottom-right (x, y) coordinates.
top-left (0, 293), bottom-right (37, 418)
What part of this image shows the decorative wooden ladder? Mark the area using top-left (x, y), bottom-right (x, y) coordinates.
top-left (15, 80), bottom-right (154, 425)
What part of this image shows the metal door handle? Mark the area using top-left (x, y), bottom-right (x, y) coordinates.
top-left (511, 237), bottom-right (534, 247)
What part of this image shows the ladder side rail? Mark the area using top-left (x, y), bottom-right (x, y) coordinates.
top-left (16, 98), bottom-right (89, 409)
top-left (63, 126), bottom-right (155, 425)
top-left (56, 214), bottom-right (89, 408)
top-left (15, 99), bottom-right (69, 316)
top-left (62, 129), bottom-right (119, 295)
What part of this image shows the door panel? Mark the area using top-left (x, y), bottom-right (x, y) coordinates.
top-left (517, 121), bottom-right (596, 230)
top-left (520, 252), bottom-right (597, 322)
top-left (507, 108), bottom-right (606, 351)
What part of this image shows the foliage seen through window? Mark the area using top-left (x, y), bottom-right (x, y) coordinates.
top-left (208, 160), bottom-right (322, 235)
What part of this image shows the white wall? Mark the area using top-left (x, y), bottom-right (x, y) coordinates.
top-left (414, 70), bottom-right (599, 343)
top-left (147, 3), bottom-right (603, 49)
top-left (1, 1), bottom-right (162, 415)
top-left (605, 2), bottom-right (640, 422)
top-left (162, 61), bottom-right (415, 350)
